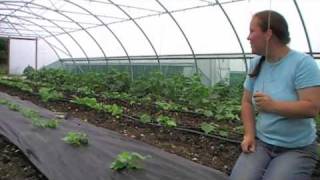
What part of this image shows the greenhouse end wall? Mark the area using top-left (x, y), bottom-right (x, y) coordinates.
top-left (9, 38), bottom-right (36, 75)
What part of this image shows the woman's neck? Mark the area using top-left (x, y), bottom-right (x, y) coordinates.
top-left (266, 45), bottom-right (290, 63)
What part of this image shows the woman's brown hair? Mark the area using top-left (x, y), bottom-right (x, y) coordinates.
top-left (249, 10), bottom-right (290, 78)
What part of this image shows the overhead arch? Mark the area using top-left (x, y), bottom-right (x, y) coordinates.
top-left (62, 0), bottom-right (133, 77)
top-left (0, 1), bottom-right (90, 68)
top-left (0, 8), bottom-right (72, 58)
top-left (107, 0), bottom-right (161, 69)
top-left (154, 0), bottom-right (198, 73)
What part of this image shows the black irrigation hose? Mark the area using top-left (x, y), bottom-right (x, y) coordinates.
top-left (174, 127), bottom-right (241, 144)
top-left (122, 114), bottom-right (242, 144)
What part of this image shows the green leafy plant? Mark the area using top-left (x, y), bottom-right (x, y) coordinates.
top-left (0, 78), bottom-right (33, 93)
top-left (76, 86), bottom-right (94, 96)
top-left (0, 99), bottom-right (8, 105)
top-left (104, 104), bottom-right (123, 119)
top-left (156, 115), bottom-right (176, 128)
top-left (139, 114), bottom-right (152, 124)
top-left (21, 108), bottom-right (39, 119)
top-left (71, 96), bottom-right (98, 108)
top-left (23, 65), bottom-right (35, 77)
top-left (62, 132), bottom-right (89, 146)
top-left (8, 103), bottom-right (20, 111)
top-left (39, 87), bottom-right (63, 102)
top-left (45, 119), bottom-right (59, 128)
top-left (31, 117), bottom-right (59, 129)
top-left (195, 108), bottom-right (214, 117)
top-left (110, 151), bottom-right (150, 171)
top-left (200, 122), bottom-right (229, 137)
top-left (200, 122), bottom-right (215, 134)
top-left (155, 101), bottom-right (180, 111)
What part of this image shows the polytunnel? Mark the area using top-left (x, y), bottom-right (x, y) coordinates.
top-left (0, 0), bottom-right (319, 85)
top-left (0, 1), bottom-right (320, 180)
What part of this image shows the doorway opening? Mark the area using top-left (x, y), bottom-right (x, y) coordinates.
top-left (0, 38), bottom-right (9, 74)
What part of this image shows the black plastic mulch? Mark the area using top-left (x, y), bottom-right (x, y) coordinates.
top-left (0, 92), bottom-right (227, 180)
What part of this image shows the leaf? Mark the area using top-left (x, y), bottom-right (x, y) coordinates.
top-left (139, 114), bottom-right (152, 124)
top-left (110, 152), bottom-right (150, 171)
top-left (200, 122), bottom-right (215, 134)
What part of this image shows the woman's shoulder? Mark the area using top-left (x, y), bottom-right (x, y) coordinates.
top-left (289, 50), bottom-right (314, 62)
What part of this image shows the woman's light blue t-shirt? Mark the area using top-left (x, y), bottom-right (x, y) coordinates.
top-left (244, 50), bottom-right (320, 148)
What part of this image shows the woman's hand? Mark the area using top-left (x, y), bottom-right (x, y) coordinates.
top-left (253, 92), bottom-right (274, 112)
top-left (241, 135), bottom-right (256, 153)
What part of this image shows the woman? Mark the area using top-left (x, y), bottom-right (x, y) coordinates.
top-left (230, 10), bottom-right (320, 180)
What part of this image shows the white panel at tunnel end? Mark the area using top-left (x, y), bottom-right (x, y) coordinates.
top-left (9, 39), bottom-right (36, 75)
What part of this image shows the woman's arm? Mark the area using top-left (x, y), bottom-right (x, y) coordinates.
top-left (241, 89), bottom-right (256, 153)
top-left (254, 86), bottom-right (320, 118)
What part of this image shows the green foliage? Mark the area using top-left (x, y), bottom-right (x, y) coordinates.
top-left (62, 132), bottom-right (89, 146)
top-left (0, 66), bottom-right (7, 75)
top-left (23, 65), bottom-right (35, 77)
top-left (233, 125), bottom-right (244, 134)
top-left (110, 152), bottom-right (150, 171)
top-left (102, 92), bottom-right (137, 104)
top-left (200, 122), bottom-right (215, 134)
top-left (156, 115), bottom-right (176, 128)
top-left (39, 87), bottom-right (63, 102)
top-left (1, 98), bottom-right (59, 129)
top-left (195, 108), bottom-right (214, 117)
top-left (31, 117), bottom-right (59, 129)
top-left (105, 69), bottom-right (130, 92)
top-left (0, 78), bottom-right (33, 93)
top-left (45, 119), bottom-right (60, 128)
top-left (71, 97), bottom-right (123, 118)
top-left (139, 114), bottom-right (152, 124)
top-left (214, 101), bottom-right (240, 122)
top-left (0, 38), bottom-right (7, 51)
top-left (21, 108), bottom-right (39, 119)
top-left (155, 101), bottom-right (180, 111)
top-left (200, 122), bottom-right (229, 137)
top-left (0, 99), bottom-right (8, 105)
top-left (8, 103), bottom-right (20, 111)
top-left (71, 96), bottom-right (98, 108)
top-left (76, 86), bottom-right (95, 96)
top-left (17, 68), bottom-right (245, 125)
top-left (104, 104), bottom-right (123, 119)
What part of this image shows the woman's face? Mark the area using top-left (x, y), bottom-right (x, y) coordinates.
top-left (247, 17), bottom-right (268, 55)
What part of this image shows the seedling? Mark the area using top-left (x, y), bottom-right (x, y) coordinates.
top-left (62, 132), bottom-right (88, 146)
top-left (200, 122), bottom-right (215, 134)
top-left (110, 151), bottom-right (150, 171)
top-left (38, 87), bottom-right (63, 102)
top-left (21, 108), bottom-right (39, 119)
top-left (0, 99), bottom-right (8, 105)
top-left (46, 119), bottom-right (59, 128)
top-left (8, 103), bottom-right (20, 111)
top-left (156, 115), bottom-right (177, 128)
top-left (139, 114), bottom-right (152, 124)
top-left (31, 117), bottom-right (59, 129)
top-left (104, 104), bottom-right (123, 119)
